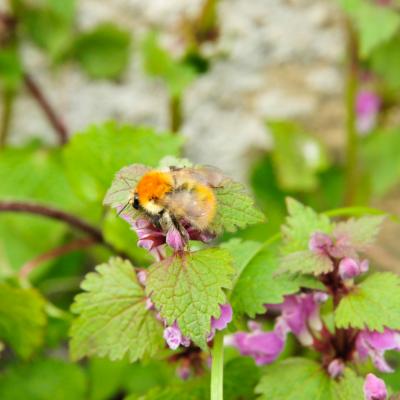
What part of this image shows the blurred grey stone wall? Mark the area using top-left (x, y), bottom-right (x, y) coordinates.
top-left (2, 0), bottom-right (345, 182)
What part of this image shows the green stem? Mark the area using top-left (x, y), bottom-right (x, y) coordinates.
top-left (0, 90), bottom-right (15, 148)
top-left (343, 20), bottom-right (359, 206)
top-left (169, 94), bottom-right (182, 133)
top-left (210, 330), bottom-right (224, 400)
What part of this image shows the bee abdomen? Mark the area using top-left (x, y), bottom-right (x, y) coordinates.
top-left (165, 185), bottom-right (216, 230)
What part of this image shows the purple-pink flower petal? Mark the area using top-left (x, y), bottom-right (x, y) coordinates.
top-left (328, 359), bottom-right (344, 378)
top-left (166, 225), bottom-right (186, 251)
top-left (363, 373), bottom-right (387, 400)
top-left (211, 304), bottom-right (233, 331)
top-left (228, 329), bottom-right (285, 366)
top-left (338, 257), bottom-right (361, 280)
top-left (132, 218), bottom-right (166, 261)
top-left (164, 324), bottom-right (183, 350)
top-left (309, 232), bottom-right (333, 255)
top-left (356, 328), bottom-right (400, 372)
top-left (356, 90), bottom-right (381, 135)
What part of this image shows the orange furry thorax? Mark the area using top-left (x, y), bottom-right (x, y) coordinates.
top-left (136, 171), bottom-right (173, 204)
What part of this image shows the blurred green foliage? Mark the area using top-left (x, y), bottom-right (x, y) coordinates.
top-left (1, 0), bottom-right (400, 398)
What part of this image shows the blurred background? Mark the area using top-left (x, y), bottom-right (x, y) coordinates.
top-left (1, 0), bottom-right (400, 398)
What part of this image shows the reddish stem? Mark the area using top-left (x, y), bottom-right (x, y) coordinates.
top-left (24, 74), bottom-right (69, 145)
top-left (0, 200), bottom-right (102, 240)
top-left (19, 237), bottom-right (96, 279)
top-left (0, 200), bottom-right (131, 260)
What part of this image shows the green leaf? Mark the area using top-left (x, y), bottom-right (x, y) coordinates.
top-left (370, 37), bottom-right (400, 89)
top-left (0, 146), bottom-right (85, 210)
top-left (332, 369), bottom-right (364, 400)
top-left (361, 128), bottom-right (400, 195)
top-left (281, 198), bottom-right (332, 254)
top-left (256, 358), bottom-right (363, 400)
top-left (268, 120), bottom-right (329, 192)
top-left (63, 122), bottom-right (183, 203)
top-left (0, 284), bottom-right (46, 358)
top-left (230, 244), bottom-right (324, 317)
top-left (74, 23), bottom-right (131, 79)
top-left (224, 357), bottom-right (260, 400)
top-left (19, 0), bottom-right (76, 62)
top-left (256, 358), bottom-right (332, 400)
top-left (279, 250), bottom-right (334, 276)
top-left (335, 272), bottom-right (400, 331)
top-left (141, 33), bottom-right (197, 97)
top-left (210, 179), bottom-right (265, 234)
top-left (129, 378), bottom-right (208, 400)
top-left (333, 215), bottom-right (385, 250)
top-left (146, 248), bottom-right (234, 348)
top-left (220, 238), bottom-right (262, 277)
top-left (338, 0), bottom-right (400, 57)
top-left (70, 257), bottom-right (164, 361)
top-left (103, 163), bottom-right (151, 220)
top-left (88, 358), bottom-right (129, 400)
top-left (0, 358), bottom-right (87, 400)
top-left (0, 146), bottom-right (93, 270)
top-left (122, 360), bottom-right (177, 397)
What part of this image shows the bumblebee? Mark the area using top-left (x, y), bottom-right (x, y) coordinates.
top-left (127, 166), bottom-right (224, 234)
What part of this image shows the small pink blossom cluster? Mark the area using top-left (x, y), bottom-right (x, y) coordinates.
top-left (227, 292), bottom-right (328, 365)
top-left (309, 231), bottom-right (369, 281)
top-left (228, 228), bottom-right (398, 398)
top-left (164, 304), bottom-right (233, 350)
top-left (131, 218), bottom-right (214, 261)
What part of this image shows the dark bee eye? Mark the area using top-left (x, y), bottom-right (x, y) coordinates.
top-left (133, 195), bottom-right (140, 210)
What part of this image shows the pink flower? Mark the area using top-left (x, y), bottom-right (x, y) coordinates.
top-left (208, 303), bottom-right (233, 341)
top-left (163, 322), bottom-right (191, 350)
top-left (133, 218), bottom-right (166, 261)
top-left (278, 292), bottom-right (327, 346)
top-left (363, 373), bottom-right (387, 400)
top-left (227, 321), bottom-right (286, 365)
top-left (163, 304), bottom-right (232, 350)
top-left (328, 359), bottom-right (345, 378)
top-left (338, 257), bottom-right (369, 280)
top-left (356, 328), bottom-right (400, 372)
top-left (309, 231), bottom-right (358, 261)
top-left (211, 304), bottom-right (233, 331)
top-left (130, 217), bottom-right (215, 259)
top-left (356, 90), bottom-right (381, 135)
top-left (309, 232), bottom-right (333, 256)
top-left (166, 225), bottom-right (187, 251)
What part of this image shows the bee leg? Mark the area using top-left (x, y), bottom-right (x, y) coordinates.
top-left (150, 213), bottom-right (163, 230)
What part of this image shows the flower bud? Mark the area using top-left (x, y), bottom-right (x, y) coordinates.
top-left (338, 257), bottom-right (361, 280)
top-left (363, 373), bottom-right (387, 400)
top-left (327, 359), bottom-right (344, 378)
top-left (163, 324), bottom-right (182, 350)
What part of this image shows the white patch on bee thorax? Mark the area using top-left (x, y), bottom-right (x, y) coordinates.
top-left (144, 201), bottom-right (164, 215)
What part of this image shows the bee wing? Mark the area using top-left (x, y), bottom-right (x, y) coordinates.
top-left (172, 166), bottom-right (226, 188)
top-left (164, 189), bottom-right (215, 230)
